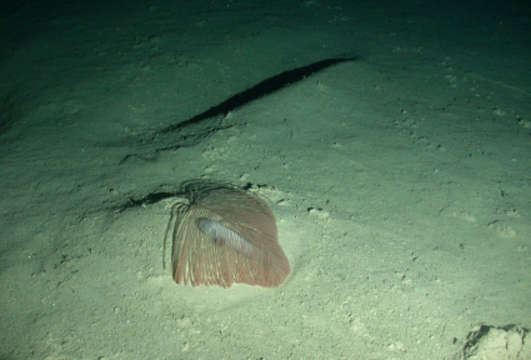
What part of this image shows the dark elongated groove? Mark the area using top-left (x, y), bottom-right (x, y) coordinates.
top-left (117, 56), bottom-right (357, 161)
top-left (157, 56), bottom-right (357, 135)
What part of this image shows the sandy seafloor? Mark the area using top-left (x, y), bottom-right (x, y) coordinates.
top-left (1, 1), bottom-right (530, 359)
